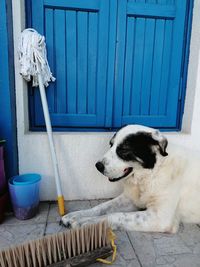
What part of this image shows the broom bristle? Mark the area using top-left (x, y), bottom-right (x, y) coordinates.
top-left (0, 221), bottom-right (110, 267)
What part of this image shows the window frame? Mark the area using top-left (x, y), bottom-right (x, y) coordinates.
top-left (26, 0), bottom-right (194, 132)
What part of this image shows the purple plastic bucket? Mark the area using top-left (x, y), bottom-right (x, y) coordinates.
top-left (0, 146), bottom-right (6, 195)
top-left (9, 174), bottom-right (41, 220)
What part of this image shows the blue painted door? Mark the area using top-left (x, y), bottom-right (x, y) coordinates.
top-left (29, 0), bottom-right (190, 130)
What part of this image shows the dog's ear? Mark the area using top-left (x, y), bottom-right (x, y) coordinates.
top-left (152, 131), bottom-right (168, 157)
top-left (158, 137), bottom-right (168, 156)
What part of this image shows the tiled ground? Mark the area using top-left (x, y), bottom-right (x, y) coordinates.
top-left (1, 200), bottom-right (200, 267)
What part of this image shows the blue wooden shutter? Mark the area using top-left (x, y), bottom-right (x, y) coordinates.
top-left (29, 0), bottom-right (190, 130)
top-left (114, 0), bottom-right (188, 128)
top-left (30, 0), bottom-right (109, 128)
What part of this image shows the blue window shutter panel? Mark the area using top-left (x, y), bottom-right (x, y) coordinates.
top-left (29, 0), bottom-right (191, 130)
top-left (113, 0), bottom-right (188, 129)
top-left (31, 0), bottom-right (109, 128)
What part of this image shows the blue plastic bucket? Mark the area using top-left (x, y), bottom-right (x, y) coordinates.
top-left (12, 173), bottom-right (41, 186)
top-left (9, 174), bottom-right (41, 220)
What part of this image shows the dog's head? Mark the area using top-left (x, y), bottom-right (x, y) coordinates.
top-left (95, 125), bottom-right (168, 182)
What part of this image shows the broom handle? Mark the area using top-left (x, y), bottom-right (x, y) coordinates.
top-left (38, 73), bottom-right (65, 216)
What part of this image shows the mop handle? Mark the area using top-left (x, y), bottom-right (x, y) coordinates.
top-left (38, 73), bottom-right (65, 216)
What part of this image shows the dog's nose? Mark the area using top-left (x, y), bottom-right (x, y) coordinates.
top-left (95, 161), bottom-right (105, 173)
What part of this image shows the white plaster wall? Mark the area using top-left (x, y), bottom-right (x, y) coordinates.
top-left (12, 0), bottom-right (200, 200)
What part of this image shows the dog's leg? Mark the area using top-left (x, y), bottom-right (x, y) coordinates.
top-left (68, 208), bottom-right (179, 233)
top-left (61, 194), bottom-right (136, 227)
top-left (107, 209), bottom-right (179, 232)
top-left (91, 194), bottom-right (137, 214)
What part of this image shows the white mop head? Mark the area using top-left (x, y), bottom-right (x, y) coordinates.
top-left (18, 28), bottom-right (55, 87)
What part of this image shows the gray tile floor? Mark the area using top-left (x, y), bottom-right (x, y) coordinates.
top-left (1, 200), bottom-right (200, 267)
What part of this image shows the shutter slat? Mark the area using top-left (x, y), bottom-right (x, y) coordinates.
top-left (158, 19), bottom-right (173, 115)
top-left (77, 11), bottom-right (88, 114)
top-left (130, 17), bottom-right (145, 116)
top-left (149, 19), bottom-right (165, 115)
top-left (87, 12), bottom-right (98, 114)
top-left (66, 11), bottom-right (77, 114)
top-left (123, 17), bottom-right (135, 116)
top-left (140, 18), bottom-right (155, 115)
top-left (45, 8), bottom-right (55, 113)
top-left (54, 9), bottom-right (67, 113)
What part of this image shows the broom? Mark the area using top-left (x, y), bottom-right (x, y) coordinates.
top-left (0, 221), bottom-right (117, 267)
top-left (18, 28), bottom-right (65, 216)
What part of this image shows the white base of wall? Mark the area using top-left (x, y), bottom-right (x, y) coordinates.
top-left (19, 132), bottom-right (123, 200)
top-left (13, 0), bottom-right (200, 200)
top-left (17, 131), bottom-right (200, 201)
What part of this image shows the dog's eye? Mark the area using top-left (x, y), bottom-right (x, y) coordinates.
top-left (109, 142), bottom-right (113, 147)
top-left (116, 146), bottom-right (134, 161)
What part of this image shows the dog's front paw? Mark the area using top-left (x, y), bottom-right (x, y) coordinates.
top-left (61, 211), bottom-right (83, 228)
top-left (61, 217), bottom-right (88, 229)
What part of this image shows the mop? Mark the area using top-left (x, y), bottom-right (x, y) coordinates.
top-left (18, 28), bottom-right (65, 216)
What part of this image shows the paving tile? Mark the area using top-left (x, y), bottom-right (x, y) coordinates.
top-left (47, 200), bottom-right (91, 222)
top-left (156, 253), bottom-right (200, 267)
top-left (166, 254), bottom-right (200, 267)
top-left (115, 231), bottom-right (137, 261)
top-left (153, 234), bottom-right (191, 256)
top-left (155, 255), bottom-right (176, 265)
top-left (127, 231), bottom-right (157, 267)
top-left (178, 224), bottom-right (200, 253)
top-left (2, 202), bottom-right (49, 225)
top-left (125, 259), bottom-right (141, 267)
top-left (193, 243), bottom-right (200, 255)
top-left (67, 200), bottom-right (91, 212)
top-left (128, 228), bottom-right (198, 267)
top-left (0, 223), bottom-right (45, 250)
top-left (47, 203), bottom-right (64, 223)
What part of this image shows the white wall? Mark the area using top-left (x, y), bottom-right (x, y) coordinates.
top-left (12, 0), bottom-right (200, 200)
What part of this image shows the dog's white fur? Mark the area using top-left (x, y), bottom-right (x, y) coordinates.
top-left (62, 125), bottom-right (200, 233)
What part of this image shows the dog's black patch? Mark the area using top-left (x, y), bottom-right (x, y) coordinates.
top-left (116, 132), bottom-right (167, 169)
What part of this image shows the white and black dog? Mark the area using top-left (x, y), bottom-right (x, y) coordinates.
top-left (62, 125), bottom-right (200, 233)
